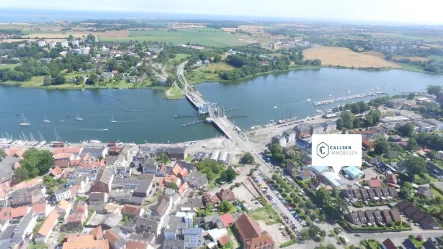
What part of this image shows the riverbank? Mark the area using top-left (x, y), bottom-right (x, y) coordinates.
top-left (186, 63), bottom-right (438, 85)
top-left (162, 85), bottom-right (185, 100)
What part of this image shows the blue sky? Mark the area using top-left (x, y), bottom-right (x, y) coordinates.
top-left (1, 0), bottom-right (442, 24)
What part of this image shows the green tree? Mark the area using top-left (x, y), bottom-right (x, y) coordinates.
top-left (406, 137), bottom-right (418, 151)
top-left (86, 73), bottom-right (98, 85)
top-left (213, 55), bottom-right (222, 63)
top-left (219, 201), bottom-right (233, 213)
top-left (241, 153), bottom-right (254, 164)
top-left (326, 244), bottom-right (337, 249)
top-left (43, 175), bottom-right (57, 189)
top-left (52, 75), bottom-right (66, 85)
top-left (87, 34), bottom-right (96, 43)
top-left (43, 76), bottom-right (52, 86)
top-left (397, 123), bottom-right (415, 137)
top-left (404, 155), bottom-right (426, 176)
top-left (158, 153), bottom-right (169, 163)
top-left (12, 167), bottom-right (30, 184)
top-left (299, 229), bottom-right (310, 241)
top-left (400, 182), bottom-right (413, 199)
top-left (337, 111), bottom-right (355, 130)
top-left (269, 144), bottom-right (284, 162)
top-left (67, 35), bottom-right (74, 41)
top-left (0, 149), bottom-right (6, 158)
top-left (427, 85), bottom-right (442, 96)
top-left (374, 138), bottom-right (389, 155)
top-left (220, 167), bottom-right (237, 182)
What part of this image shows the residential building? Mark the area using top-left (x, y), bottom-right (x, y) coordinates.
top-left (133, 174), bottom-right (155, 197)
top-left (183, 228), bottom-right (203, 249)
top-left (32, 203), bottom-right (51, 220)
top-left (382, 239), bottom-right (397, 249)
top-left (294, 124), bottom-right (310, 138)
top-left (11, 211), bottom-right (36, 243)
top-left (91, 168), bottom-right (114, 193)
top-left (310, 123), bottom-right (324, 135)
top-left (415, 187), bottom-right (435, 199)
top-left (234, 214), bottom-right (275, 249)
top-left (425, 119), bottom-right (443, 131)
top-left (37, 40), bottom-right (46, 47)
top-left (283, 129), bottom-right (295, 144)
top-left (55, 188), bottom-right (72, 202)
top-left (413, 120), bottom-right (434, 132)
top-left (104, 229), bottom-right (127, 249)
top-left (10, 187), bottom-right (43, 207)
top-left (122, 204), bottom-right (144, 218)
top-left (217, 189), bottom-right (236, 202)
top-left (271, 135), bottom-right (286, 147)
top-left (62, 234), bottom-right (109, 249)
top-left (89, 192), bottom-right (109, 205)
top-left (122, 216), bottom-right (161, 236)
top-left (163, 239), bottom-right (185, 249)
top-left (35, 210), bottom-right (59, 244)
top-left (151, 196), bottom-right (172, 229)
top-left (426, 162), bottom-right (443, 179)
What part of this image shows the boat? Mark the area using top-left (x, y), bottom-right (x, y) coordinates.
top-left (273, 106), bottom-right (278, 109)
top-left (103, 128), bottom-right (109, 131)
top-left (43, 115), bottom-right (50, 123)
top-left (60, 120), bottom-right (64, 122)
top-left (347, 90), bottom-right (351, 93)
top-left (76, 113), bottom-right (83, 121)
top-left (90, 140), bottom-right (101, 144)
top-left (306, 99), bottom-right (311, 102)
top-left (329, 94), bottom-right (332, 97)
top-left (19, 114), bottom-right (30, 126)
top-left (111, 115), bottom-right (117, 123)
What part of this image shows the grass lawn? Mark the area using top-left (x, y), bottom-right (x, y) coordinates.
top-left (0, 63), bottom-right (20, 70)
top-left (100, 28), bottom-right (253, 47)
top-left (28, 243), bottom-right (48, 249)
top-left (187, 62), bottom-right (235, 84)
top-left (163, 85), bottom-right (185, 100)
top-left (410, 238), bottom-right (424, 248)
top-left (2, 76), bottom-right (45, 87)
top-left (248, 205), bottom-right (280, 225)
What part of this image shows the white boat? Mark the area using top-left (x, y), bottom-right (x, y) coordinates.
top-left (43, 115), bottom-right (50, 123)
top-left (19, 114), bottom-right (30, 126)
top-left (273, 106), bottom-right (278, 109)
top-left (329, 94), bottom-right (332, 97)
top-left (76, 113), bottom-right (83, 121)
top-left (111, 115), bottom-right (117, 123)
top-left (103, 128), bottom-right (109, 131)
top-left (306, 99), bottom-right (312, 102)
top-left (90, 140), bottom-right (101, 144)
top-left (60, 120), bottom-right (64, 122)
top-left (347, 90), bottom-right (351, 93)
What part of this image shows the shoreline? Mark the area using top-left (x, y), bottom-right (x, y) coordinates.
top-left (1, 64), bottom-right (438, 91)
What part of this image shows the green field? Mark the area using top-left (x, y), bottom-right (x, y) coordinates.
top-left (187, 62), bottom-right (235, 83)
top-left (0, 63), bottom-right (20, 70)
top-left (100, 28), bottom-right (262, 47)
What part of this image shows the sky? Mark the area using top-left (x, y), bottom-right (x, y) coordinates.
top-left (1, 0), bottom-right (443, 24)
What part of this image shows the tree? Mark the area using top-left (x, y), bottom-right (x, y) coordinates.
top-left (86, 73), bottom-right (98, 85)
top-left (19, 148), bottom-right (53, 179)
top-left (374, 138), bottom-right (389, 155)
top-left (52, 75), bottom-right (66, 85)
top-left (337, 111), bottom-right (355, 130)
top-left (12, 167), bottom-right (30, 184)
top-left (405, 155), bottom-right (426, 176)
top-left (406, 137), bottom-right (418, 151)
top-left (269, 144), bottom-right (284, 163)
top-left (87, 34), bottom-right (96, 43)
top-left (220, 167), bottom-right (236, 182)
top-left (166, 75), bottom-right (176, 87)
top-left (213, 55), bottom-right (222, 63)
top-left (326, 244), bottom-right (337, 249)
top-left (299, 229), bottom-right (310, 241)
top-left (158, 153), bottom-right (169, 164)
top-left (241, 153), bottom-right (254, 164)
top-left (407, 93), bottom-right (416, 100)
top-left (312, 59), bottom-right (322, 66)
top-left (0, 149), bottom-right (6, 158)
top-left (397, 123), bottom-right (415, 137)
top-left (43, 175), bottom-right (57, 189)
top-left (219, 201), bottom-right (233, 213)
top-left (427, 85), bottom-right (442, 96)
top-left (400, 182), bottom-right (413, 199)
top-left (43, 76), bottom-right (52, 86)
top-left (67, 35), bottom-right (74, 41)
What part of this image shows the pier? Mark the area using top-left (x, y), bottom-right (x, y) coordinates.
top-left (313, 91), bottom-right (387, 106)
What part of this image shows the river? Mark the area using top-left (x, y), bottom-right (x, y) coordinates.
top-left (1, 68), bottom-right (443, 143)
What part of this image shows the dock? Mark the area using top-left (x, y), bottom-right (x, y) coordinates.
top-left (313, 91), bottom-right (387, 106)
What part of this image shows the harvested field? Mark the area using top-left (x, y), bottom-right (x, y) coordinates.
top-left (102, 30), bottom-right (130, 37)
top-left (303, 47), bottom-right (400, 68)
top-left (24, 32), bottom-right (92, 39)
top-left (362, 51), bottom-right (386, 58)
top-left (393, 56), bottom-right (428, 62)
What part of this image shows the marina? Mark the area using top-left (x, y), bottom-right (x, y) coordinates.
top-left (312, 91), bottom-right (387, 106)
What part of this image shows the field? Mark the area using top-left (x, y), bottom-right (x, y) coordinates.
top-left (99, 28), bottom-right (263, 47)
top-left (393, 56), bottom-right (428, 62)
top-left (303, 47), bottom-right (401, 68)
top-left (362, 51), bottom-right (386, 59)
top-left (187, 63), bottom-right (235, 83)
top-left (0, 64), bottom-right (19, 70)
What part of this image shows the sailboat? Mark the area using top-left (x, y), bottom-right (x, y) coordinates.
top-left (76, 112), bottom-right (83, 121)
top-left (43, 115), bottom-right (50, 123)
top-left (111, 115), bottom-right (117, 123)
top-left (19, 114), bottom-right (30, 126)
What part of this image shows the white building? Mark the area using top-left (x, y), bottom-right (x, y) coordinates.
top-left (55, 188), bottom-right (72, 202)
top-left (72, 40), bottom-right (80, 47)
top-left (80, 47), bottom-right (91, 55)
top-left (37, 40), bottom-right (46, 47)
top-left (49, 41), bottom-right (57, 49)
top-left (61, 41), bottom-right (69, 48)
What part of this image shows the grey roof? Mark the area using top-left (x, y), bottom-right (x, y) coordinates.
top-left (185, 171), bottom-right (208, 188)
top-left (175, 161), bottom-right (195, 171)
top-left (12, 211), bottom-right (34, 240)
top-left (122, 216), bottom-right (160, 234)
top-left (143, 159), bottom-right (157, 171)
top-left (96, 168), bottom-right (113, 184)
top-left (183, 227), bottom-right (202, 235)
top-left (81, 147), bottom-right (105, 155)
top-left (0, 156), bottom-right (18, 182)
top-left (152, 196), bottom-right (171, 216)
top-left (134, 174), bottom-right (155, 194)
top-left (167, 216), bottom-right (187, 230)
top-left (89, 192), bottom-right (107, 203)
top-left (0, 224), bottom-right (16, 240)
top-left (163, 239), bottom-right (185, 249)
top-left (54, 188), bottom-right (71, 195)
top-left (106, 155), bottom-right (119, 166)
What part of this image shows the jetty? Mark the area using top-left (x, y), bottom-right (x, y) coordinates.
top-left (313, 91), bottom-right (386, 106)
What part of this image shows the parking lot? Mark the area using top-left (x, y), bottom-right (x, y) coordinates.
top-left (235, 181), bottom-right (263, 211)
top-left (257, 220), bottom-right (290, 245)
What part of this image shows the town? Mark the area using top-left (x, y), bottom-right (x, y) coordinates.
top-left (1, 84), bottom-right (443, 249)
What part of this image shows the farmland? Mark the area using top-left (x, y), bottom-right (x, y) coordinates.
top-left (99, 28), bottom-right (266, 47)
top-left (187, 63), bottom-right (235, 83)
top-left (303, 47), bottom-right (401, 69)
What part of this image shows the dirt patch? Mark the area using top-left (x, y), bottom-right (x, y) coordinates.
top-left (102, 30), bottom-right (130, 37)
top-left (303, 46), bottom-right (400, 68)
top-left (235, 183), bottom-right (262, 211)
